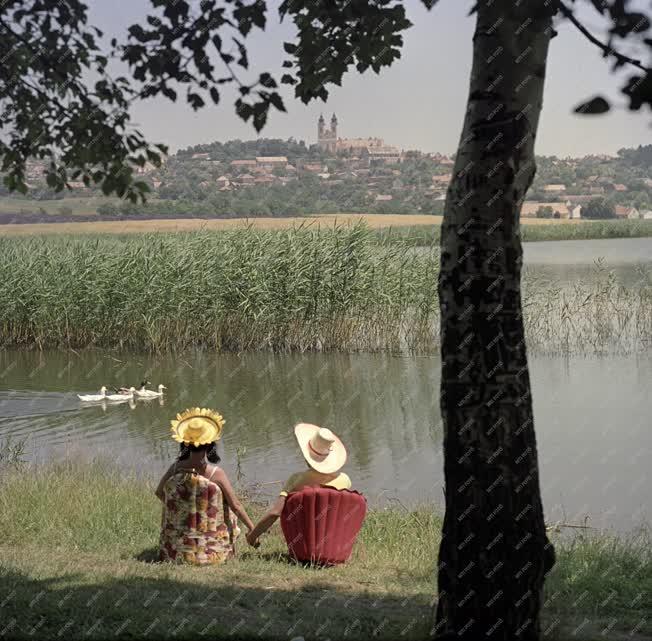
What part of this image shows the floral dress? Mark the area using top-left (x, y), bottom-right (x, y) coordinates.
top-left (159, 467), bottom-right (240, 565)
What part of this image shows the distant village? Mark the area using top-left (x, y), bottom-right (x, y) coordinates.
top-left (14, 115), bottom-right (652, 220)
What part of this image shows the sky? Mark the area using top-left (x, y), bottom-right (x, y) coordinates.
top-left (87, 0), bottom-right (652, 157)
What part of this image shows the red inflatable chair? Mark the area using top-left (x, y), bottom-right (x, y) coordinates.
top-left (280, 486), bottom-right (367, 565)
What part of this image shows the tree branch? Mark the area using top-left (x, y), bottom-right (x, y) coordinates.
top-left (558, 1), bottom-right (649, 73)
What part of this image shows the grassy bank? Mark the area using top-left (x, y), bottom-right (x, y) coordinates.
top-left (0, 461), bottom-right (649, 640)
top-left (0, 225), bottom-right (649, 354)
top-left (376, 218), bottom-right (652, 246)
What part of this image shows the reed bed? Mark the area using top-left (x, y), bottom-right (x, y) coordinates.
top-left (0, 224), bottom-right (439, 353)
top-left (0, 224), bottom-right (649, 354)
top-left (522, 267), bottom-right (652, 354)
top-left (375, 218), bottom-right (652, 247)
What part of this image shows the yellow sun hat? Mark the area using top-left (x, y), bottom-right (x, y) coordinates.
top-left (170, 408), bottom-right (225, 446)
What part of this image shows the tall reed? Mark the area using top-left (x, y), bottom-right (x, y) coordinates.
top-left (0, 223), bottom-right (438, 352)
top-left (0, 224), bottom-right (648, 354)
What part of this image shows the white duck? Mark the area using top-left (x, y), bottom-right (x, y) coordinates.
top-left (106, 387), bottom-right (136, 402)
top-left (135, 384), bottom-right (166, 398)
top-left (78, 386), bottom-right (108, 402)
top-left (115, 380), bottom-right (149, 395)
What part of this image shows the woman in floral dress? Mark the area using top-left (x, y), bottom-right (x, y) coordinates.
top-left (155, 408), bottom-right (255, 565)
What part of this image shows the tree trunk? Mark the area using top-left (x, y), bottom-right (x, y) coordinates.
top-left (434, 2), bottom-right (557, 640)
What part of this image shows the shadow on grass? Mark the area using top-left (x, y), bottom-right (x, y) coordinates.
top-left (133, 546), bottom-right (159, 563)
top-left (135, 546), bottom-right (344, 570)
top-left (2, 563), bottom-right (648, 641)
top-left (0, 565), bottom-right (431, 641)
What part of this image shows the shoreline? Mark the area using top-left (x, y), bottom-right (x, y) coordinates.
top-left (0, 460), bottom-right (650, 640)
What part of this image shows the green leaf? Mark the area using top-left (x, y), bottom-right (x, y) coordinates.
top-left (162, 86), bottom-right (177, 101)
top-left (268, 92), bottom-right (286, 112)
top-left (188, 92), bottom-right (206, 110)
top-left (233, 38), bottom-right (248, 69)
top-left (253, 108), bottom-right (268, 132)
top-left (235, 99), bottom-right (253, 122)
top-left (259, 72), bottom-right (276, 89)
top-left (574, 96), bottom-right (610, 115)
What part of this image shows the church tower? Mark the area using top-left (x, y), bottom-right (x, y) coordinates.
top-left (317, 113), bottom-right (337, 152)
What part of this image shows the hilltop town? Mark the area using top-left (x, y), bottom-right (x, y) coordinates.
top-left (5, 117), bottom-right (652, 221)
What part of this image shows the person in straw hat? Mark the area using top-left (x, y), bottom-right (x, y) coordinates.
top-left (156, 408), bottom-right (255, 564)
top-left (246, 423), bottom-right (351, 548)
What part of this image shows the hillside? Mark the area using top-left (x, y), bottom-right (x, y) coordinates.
top-left (1, 140), bottom-right (651, 222)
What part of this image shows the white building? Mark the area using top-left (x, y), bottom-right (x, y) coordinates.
top-left (255, 156), bottom-right (288, 170)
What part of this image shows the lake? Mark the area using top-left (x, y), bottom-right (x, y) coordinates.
top-left (414, 237), bottom-right (652, 288)
top-left (0, 348), bottom-right (649, 533)
top-left (1, 237), bottom-right (650, 532)
top-left (522, 237), bottom-right (652, 288)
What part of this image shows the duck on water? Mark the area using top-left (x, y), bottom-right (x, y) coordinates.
top-left (78, 381), bottom-right (166, 402)
top-left (115, 380), bottom-right (150, 395)
top-left (77, 386), bottom-right (108, 402)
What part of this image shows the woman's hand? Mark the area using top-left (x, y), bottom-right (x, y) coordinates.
top-left (246, 531), bottom-right (260, 548)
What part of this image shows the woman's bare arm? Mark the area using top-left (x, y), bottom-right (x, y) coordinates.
top-left (246, 495), bottom-right (286, 547)
top-left (155, 464), bottom-right (176, 502)
top-left (212, 467), bottom-right (255, 531)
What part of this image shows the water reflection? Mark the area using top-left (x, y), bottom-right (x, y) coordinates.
top-left (0, 348), bottom-right (649, 532)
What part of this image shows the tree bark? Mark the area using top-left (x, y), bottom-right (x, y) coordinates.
top-left (434, 2), bottom-right (557, 640)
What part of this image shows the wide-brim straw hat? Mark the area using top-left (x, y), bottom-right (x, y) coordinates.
top-left (170, 408), bottom-right (225, 446)
top-left (294, 423), bottom-right (347, 474)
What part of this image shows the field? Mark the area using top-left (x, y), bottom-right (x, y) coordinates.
top-left (0, 459), bottom-right (649, 641)
top-left (0, 211), bottom-right (595, 236)
top-left (1, 208), bottom-right (651, 246)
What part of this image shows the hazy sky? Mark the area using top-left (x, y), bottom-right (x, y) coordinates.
top-left (88, 0), bottom-right (652, 157)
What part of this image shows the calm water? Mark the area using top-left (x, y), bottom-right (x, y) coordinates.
top-left (522, 237), bottom-right (652, 264)
top-left (522, 237), bottom-right (652, 288)
top-left (414, 237), bottom-right (652, 287)
top-left (0, 348), bottom-right (649, 532)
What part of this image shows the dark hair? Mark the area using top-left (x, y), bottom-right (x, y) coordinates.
top-left (177, 441), bottom-right (220, 464)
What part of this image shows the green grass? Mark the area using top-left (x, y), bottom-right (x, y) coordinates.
top-left (0, 460), bottom-right (438, 640)
top-left (0, 461), bottom-right (649, 640)
top-left (375, 219), bottom-right (652, 246)
top-left (0, 224), bottom-right (649, 354)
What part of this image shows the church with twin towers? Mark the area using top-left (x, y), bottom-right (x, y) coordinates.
top-left (317, 113), bottom-right (394, 159)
